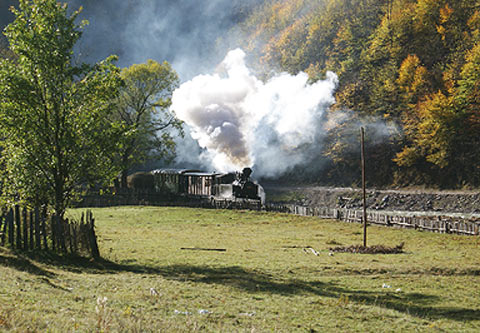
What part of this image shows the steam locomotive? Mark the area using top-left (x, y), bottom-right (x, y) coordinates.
top-left (127, 167), bottom-right (265, 204)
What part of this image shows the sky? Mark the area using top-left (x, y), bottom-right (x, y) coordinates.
top-left (1, 0), bottom-right (261, 80)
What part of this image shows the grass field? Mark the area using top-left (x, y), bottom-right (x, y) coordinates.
top-left (1, 206), bottom-right (479, 332)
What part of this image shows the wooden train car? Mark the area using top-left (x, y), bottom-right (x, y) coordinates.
top-left (128, 168), bottom-right (265, 204)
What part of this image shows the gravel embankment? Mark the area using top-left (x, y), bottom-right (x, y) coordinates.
top-left (264, 184), bottom-right (480, 217)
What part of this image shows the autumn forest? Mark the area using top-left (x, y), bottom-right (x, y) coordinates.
top-left (237, 0), bottom-right (480, 188)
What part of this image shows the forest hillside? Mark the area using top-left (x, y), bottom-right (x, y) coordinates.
top-left (238, 0), bottom-right (480, 188)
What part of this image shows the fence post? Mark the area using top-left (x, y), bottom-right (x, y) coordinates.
top-left (29, 210), bottom-right (34, 250)
top-left (65, 219), bottom-right (74, 254)
top-left (41, 207), bottom-right (48, 250)
top-left (51, 214), bottom-right (56, 251)
top-left (80, 212), bottom-right (87, 253)
top-left (87, 210), bottom-right (100, 259)
top-left (22, 207), bottom-right (28, 251)
top-left (15, 205), bottom-right (21, 249)
top-left (361, 127), bottom-right (368, 247)
top-left (7, 209), bottom-right (14, 247)
top-left (72, 221), bottom-right (78, 254)
top-left (58, 216), bottom-right (67, 254)
top-left (34, 208), bottom-right (41, 250)
top-left (1, 213), bottom-right (6, 246)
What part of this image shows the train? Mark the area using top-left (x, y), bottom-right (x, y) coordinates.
top-left (127, 167), bottom-right (265, 204)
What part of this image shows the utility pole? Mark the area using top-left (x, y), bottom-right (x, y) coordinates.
top-left (361, 127), bottom-right (367, 247)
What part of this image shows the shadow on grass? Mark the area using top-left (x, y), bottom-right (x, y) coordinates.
top-left (0, 251), bottom-right (55, 277)
top-left (138, 264), bottom-right (480, 322)
top-left (2, 250), bottom-right (479, 323)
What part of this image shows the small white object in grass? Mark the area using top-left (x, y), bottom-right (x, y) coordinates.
top-left (198, 309), bottom-right (211, 314)
top-left (239, 311), bottom-right (256, 317)
top-left (150, 288), bottom-right (159, 296)
top-left (328, 252), bottom-right (334, 256)
top-left (395, 288), bottom-right (402, 292)
top-left (97, 296), bottom-right (107, 303)
top-left (174, 310), bottom-right (191, 315)
top-left (95, 296), bottom-right (108, 314)
top-left (382, 283), bottom-right (391, 288)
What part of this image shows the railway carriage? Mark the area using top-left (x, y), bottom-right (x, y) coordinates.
top-left (129, 167), bottom-right (265, 204)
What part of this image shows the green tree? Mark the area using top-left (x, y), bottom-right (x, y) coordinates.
top-left (0, 35), bottom-right (14, 60)
top-left (0, 0), bottom-right (122, 218)
top-left (237, 0), bottom-right (480, 187)
top-left (396, 54), bottom-right (430, 107)
top-left (113, 60), bottom-right (182, 189)
top-left (454, 42), bottom-right (480, 185)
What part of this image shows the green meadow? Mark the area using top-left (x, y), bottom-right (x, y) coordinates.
top-left (1, 206), bottom-right (479, 332)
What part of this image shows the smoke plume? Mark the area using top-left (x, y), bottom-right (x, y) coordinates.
top-left (171, 49), bottom-right (338, 177)
top-left (66, 0), bottom-right (260, 80)
top-left (1, 0), bottom-right (261, 80)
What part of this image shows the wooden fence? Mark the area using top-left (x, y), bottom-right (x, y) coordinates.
top-left (76, 192), bottom-right (264, 211)
top-left (0, 206), bottom-right (99, 258)
top-left (265, 203), bottom-right (480, 236)
top-left (76, 192), bottom-right (480, 237)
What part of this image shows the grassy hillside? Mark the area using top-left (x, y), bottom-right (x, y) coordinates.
top-left (1, 206), bottom-right (479, 331)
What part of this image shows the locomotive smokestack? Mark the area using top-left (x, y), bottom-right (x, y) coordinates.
top-left (242, 167), bottom-right (252, 180)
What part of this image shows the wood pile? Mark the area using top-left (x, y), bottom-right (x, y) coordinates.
top-left (330, 242), bottom-right (404, 254)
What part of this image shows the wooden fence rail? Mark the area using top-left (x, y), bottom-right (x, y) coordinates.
top-left (265, 203), bottom-right (480, 236)
top-left (75, 192), bottom-right (480, 237)
top-left (0, 206), bottom-right (99, 258)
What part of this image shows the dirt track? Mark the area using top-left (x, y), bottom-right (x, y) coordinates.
top-left (264, 184), bottom-right (480, 216)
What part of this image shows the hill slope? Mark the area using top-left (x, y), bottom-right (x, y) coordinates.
top-left (239, 0), bottom-right (480, 188)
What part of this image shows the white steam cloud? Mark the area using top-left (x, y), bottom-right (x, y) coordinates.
top-left (171, 49), bottom-right (338, 177)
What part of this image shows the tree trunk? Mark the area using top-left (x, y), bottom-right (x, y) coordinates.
top-left (121, 169), bottom-right (129, 189)
top-left (54, 173), bottom-right (65, 221)
top-left (120, 146), bottom-right (131, 189)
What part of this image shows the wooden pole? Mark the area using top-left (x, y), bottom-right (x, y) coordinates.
top-left (41, 207), bottom-right (48, 250)
top-left (22, 207), bottom-right (28, 250)
top-left (0, 214), bottom-right (6, 246)
top-left (87, 210), bottom-right (100, 259)
top-left (34, 208), bottom-right (41, 250)
top-left (361, 127), bottom-right (367, 247)
top-left (29, 210), bottom-right (34, 250)
top-left (15, 205), bottom-right (21, 249)
top-left (58, 215), bottom-right (67, 254)
top-left (7, 209), bottom-right (14, 247)
top-left (51, 214), bottom-right (56, 251)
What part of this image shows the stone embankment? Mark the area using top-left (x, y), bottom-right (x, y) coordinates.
top-left (264, 185), bottom-right (480, 216)
top-left (263, 185), bottom-right (480, 235)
